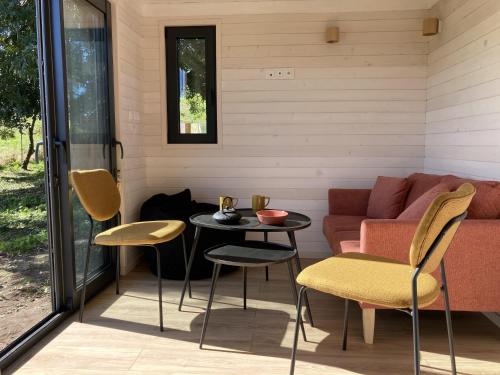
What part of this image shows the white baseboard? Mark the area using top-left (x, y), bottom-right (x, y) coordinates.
top-left (483, 312), bottom-right (500, 328)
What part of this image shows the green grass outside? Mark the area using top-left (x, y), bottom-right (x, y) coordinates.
top-left (0, 125), bottom-right (47, 255)
top-left (0, 120), bottom-right (43, 164)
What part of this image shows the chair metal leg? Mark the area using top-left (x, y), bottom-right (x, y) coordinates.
top-left (155, 246), bottom-right (164, 331)
top-left (342, 299), bottom-right (349, 351)
top-left (412, 275), bottom-right (421, 375)
top-left (287, 231), bottom-right (314, 327)
top-left (115, 247), bottom-right (120, 295)
top-left (264, 232), bottom-right (269, 281)
top-left (243, 266), bottom-right (247, 310)
top-left (181, 233), bottom-right (192, 298)
top-left (79, 217), bottom-right (94, 323)
top-left (290, 286), bottom-right (307, 375)
top-left (179, 226), bottom-right (201, 311)
top-left (200, 263), bottom-right (221, 349)
top-left (441, 261), bottom-right (457, 375)
top-left (287, 261), bottom-right (306, 342)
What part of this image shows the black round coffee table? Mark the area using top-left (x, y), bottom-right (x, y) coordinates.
top-left (178, 209), bottom-right (314, 327)
top-left (199, 240), bottom-right (306, 348)
top-left (189, 208), bottom-right (311, 232)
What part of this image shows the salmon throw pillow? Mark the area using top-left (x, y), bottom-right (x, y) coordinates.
top-left (367, 176), bottom-right (409, 219)
top-left (398, 183), bottom-right (450, 220)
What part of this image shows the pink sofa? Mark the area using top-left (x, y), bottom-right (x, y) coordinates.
top-left (323, 173), bottom-right (500, 343)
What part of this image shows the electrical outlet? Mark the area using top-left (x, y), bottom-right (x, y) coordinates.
top-left (265, 68), bottom-right (295, 80)
top-left (266, 69), bottom-right (276, 80)
top-left (284, 68), bottom-right (295, 79)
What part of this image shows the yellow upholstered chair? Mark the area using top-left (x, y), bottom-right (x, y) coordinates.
top-left (70, 169), bottom-right (189, 331)
top-left (290, 183), bottom-right (476, 375)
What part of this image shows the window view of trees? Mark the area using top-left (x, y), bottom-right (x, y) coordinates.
top-left (0, 0), bottom-right (40, 170)
top-left (178, 38), bottom-right (207, 134)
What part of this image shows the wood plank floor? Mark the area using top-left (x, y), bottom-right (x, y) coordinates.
top-left (6, 261), bottom-right (500, 374)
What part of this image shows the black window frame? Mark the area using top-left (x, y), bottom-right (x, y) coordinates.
top-left (165, 26), bottom-right (217, 144)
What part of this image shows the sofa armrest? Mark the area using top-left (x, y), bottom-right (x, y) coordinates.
top-left (360, 219), bottom-right (417, 263)
top-left (328, 188), bottom-right (371, 216)
top-left (360, 219), bottom-right (500, 311)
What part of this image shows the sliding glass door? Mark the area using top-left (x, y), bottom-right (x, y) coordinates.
top-left (0, 0), bottom-right (56, 361)
top-left (0, 0), bottom-right (116, 368)
top-left (63, 0), bottom-right (116, 288)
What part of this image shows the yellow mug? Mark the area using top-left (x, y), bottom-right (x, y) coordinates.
top-left (252, 195), bottom-right (270, 213)
top-left (220, 196), bottom-right (238, 211)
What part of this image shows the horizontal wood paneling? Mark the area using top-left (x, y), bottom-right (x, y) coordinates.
top-left (425, 0), bottom-right (500, 180)
top-left (106, 0), bottom-right (499, 266)
top-left (138, 10), bottom-right (427, 257)
top-left (111, 1), bottom-right (149, 272)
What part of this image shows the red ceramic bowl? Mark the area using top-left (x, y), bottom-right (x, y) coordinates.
top-left (256, 210), bottom-right (288, 225)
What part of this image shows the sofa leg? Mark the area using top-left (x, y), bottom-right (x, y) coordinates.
top-left (362, 308), bottom-right (375, 344)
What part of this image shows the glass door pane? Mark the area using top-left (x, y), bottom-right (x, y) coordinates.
top-left (63, 0), bottom-right (113, 284)
top-left (0, 132), bottom-right (53, 351)
top-left (0, 0), bottom-right (55, 352)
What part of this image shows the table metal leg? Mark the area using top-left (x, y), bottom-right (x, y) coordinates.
top-left (287, 231), bottom-right (314, 327)
top-left (179, 226), bottom-right (201, 311)
top-left (181, 233), bottom-right (191, 298)
top-left (264, 232), bottom-right (269, 281)
top-left (200, 263), bottom-right (221, 349)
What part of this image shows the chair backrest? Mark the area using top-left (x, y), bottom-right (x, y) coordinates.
top-left (409, 183), bottom-right (476, 273)
top-left (70, 169), bottom-right (121, 222)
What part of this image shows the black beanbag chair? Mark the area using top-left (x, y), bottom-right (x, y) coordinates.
top-left (140, 189), bottom-right (241, 280)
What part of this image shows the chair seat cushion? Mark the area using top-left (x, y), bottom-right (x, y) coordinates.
top-left (296, 252), bottom-right (440, 308)
top-left (95, 220), bottom-right (186, 246)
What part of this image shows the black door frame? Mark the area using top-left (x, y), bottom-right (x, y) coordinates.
top-left (0, 0), bottom-right (117, 369)
top-left (45, 0), bottom-right (117, 313)
top-left (59, 0), bottom-right (117, 305)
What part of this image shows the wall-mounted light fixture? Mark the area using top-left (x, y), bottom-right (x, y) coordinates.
top-left (326, 26), bottom-right (339, 43)
top-left (423, 18), bottom-right (439, 36)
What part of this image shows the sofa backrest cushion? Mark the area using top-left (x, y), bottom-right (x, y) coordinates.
top-left (442, 175), bottom-right (500, 219)
top-left (398, 183), bottom-right (450, 220)
top-left (367, 176), bottom-right (409, 219)
top-left (405, 173), bottom-right (443, 208)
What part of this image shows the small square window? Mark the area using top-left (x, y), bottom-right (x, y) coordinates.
top-left (165, 26), bottom-right (217, 144)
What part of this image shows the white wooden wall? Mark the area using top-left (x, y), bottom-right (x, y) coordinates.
top-left (139, 9), bottom-right (428, 257)
top-left (110, 0), bottom-right (500, 263)
top-left (425, 0), bottom-right (500, 180)
top-left (112, 1), bottom-right (148, 273)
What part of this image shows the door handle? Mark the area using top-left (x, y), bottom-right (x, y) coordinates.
top-left (54, 139), bottom-right (67, 160)
top-left (112, 138), bottom-right (124, 159)
top-left (34, 141), bottom-right (44, 163)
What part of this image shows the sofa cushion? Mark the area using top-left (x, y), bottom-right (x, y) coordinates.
top-left (340, 240), bottom-right (361, 253)
top-left (441, 176), bottom-right (500, 219)
top-left (398, 183), bottom-right (450, 220)
top-left (468, 182), bottom-right (500, 219)
top-left (405, 173), bottom-right (443, 208)
top-left (329, 231), bottom-right (361, 254)
top-left (367, 176), bottom-right (409, 219)
top-left (323, 215), bottom-right (363, 254)
top-left (323, 215), bottom-right (367, 232)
